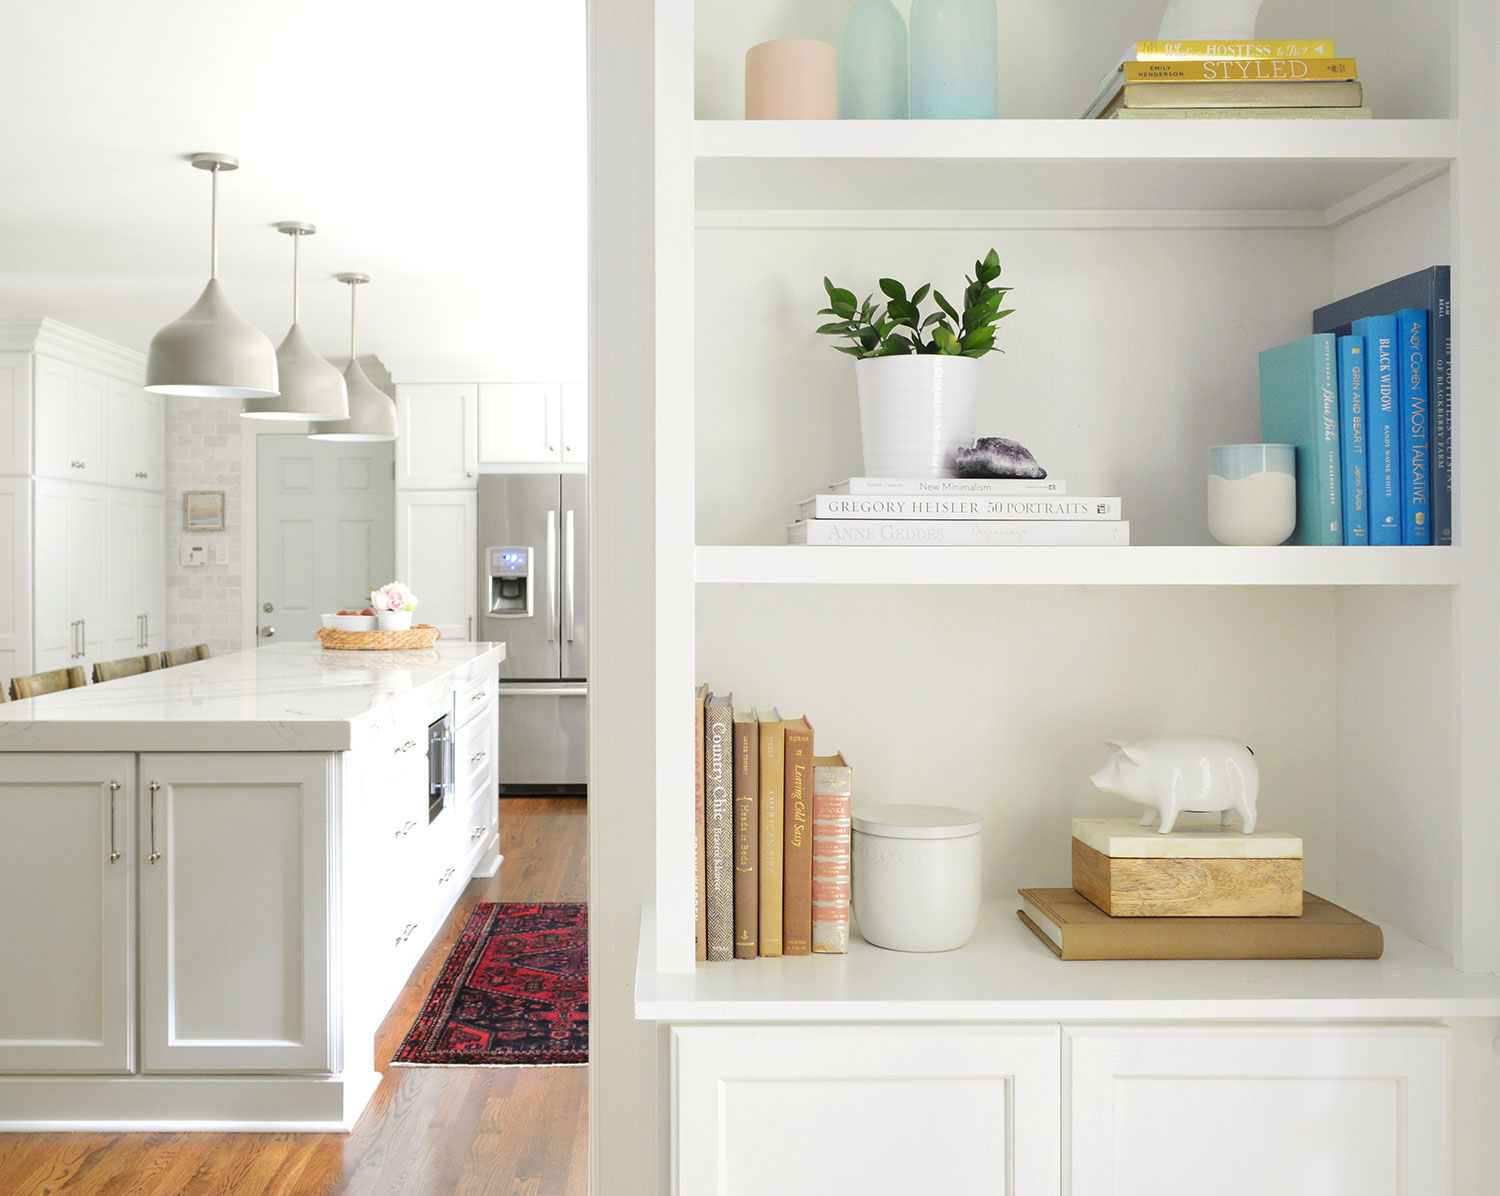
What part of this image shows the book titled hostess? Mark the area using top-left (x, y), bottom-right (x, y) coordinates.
top-left (1258, 333), bottom-right (1342, 546)
top-left (1396, 308), bottom-right (1432, 545)
top-left (1336, 335), bottom-right (1368, 545)
top-left (1352, 315), bottom-right (1401, 545)
top-left (1313, 266), bottom-right (1451, 545)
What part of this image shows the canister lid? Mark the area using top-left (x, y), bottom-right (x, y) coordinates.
top-left (852, 804), bottom-right (982, 840)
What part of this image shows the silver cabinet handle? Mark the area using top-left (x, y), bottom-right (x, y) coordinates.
top-left (148, 782), bottom-right (161, 864)
top-left (144, 613), bottom-right (149, 645)
top-left (108, 781), bottom-right (121, 862)
top-left (564, 508), bottom-right (576, 643)
top-left (438, 867), bottom-right (456, 886)
top-left (467, 615), bottom-right (473, 640)
top-left (395, 921), bottom-right (418, 946)
top-left (80, 619), bottom-right (85, 654)
top-left (394, 738), bottom-right (418, 754)
top-left (471, 750), bottom-right (486, 763)
top-left (471, 825), bottom-right (486, 840)
top-left (546, 509), bottom-right (558, 642)
top-left (470, 690), bottom-right (487, 703)
top-left (394, 818), bottom-right (418, 839)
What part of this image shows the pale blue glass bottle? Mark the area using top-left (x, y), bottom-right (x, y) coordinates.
top-left (838, 0), bottom-right (909, 119)
top-left (909, 0), bottom-right (999, 119)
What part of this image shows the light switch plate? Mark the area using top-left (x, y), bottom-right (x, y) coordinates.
top-left (214, 541), bottom-right (229, 565)
top-left (180, 543), bottom-right (207, 567)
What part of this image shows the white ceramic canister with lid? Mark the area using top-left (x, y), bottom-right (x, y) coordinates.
top-left (851, 804), bottom-right (982, 952)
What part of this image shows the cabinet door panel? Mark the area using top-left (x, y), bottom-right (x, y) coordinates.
top-left (106, 379), bottom-right (136, 489)
top-left (33, 356), bottom-right (71, 480)
top-left (0, 352), bottom-right (31, 476)
top-left (396, 491), bottom-right (476, 642)
top-left (139, 753), bottom-right (334, 1073)
top-left (71, 368), bottom-right (106, 483)
top-left (105, 488), bottom-right (140, 657)
top-left (0, 755), bottom-right (134, 1073)
top-left (0, 479), bottom-right (30, 681)
top-left (477, 383), bottom-right (560, 464)
top-left (396, 384), bottom-right (477, 488)
top-left (1067, 1026), bottom-right (1449, 1196)
top-left (561, 382), bottom-right (587, 463)
top-left (69, 483), bottom-right (107, 668)
top-left (32, 478), bottom-right (71, 672)
top-left (674, 1025), bottom-right (1060, 1196)
top-left (138, 389), bottom-right (165, 489)
top-left (138, 492), bottom-right (165, 651)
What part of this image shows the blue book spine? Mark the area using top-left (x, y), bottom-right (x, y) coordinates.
top-left (1258, 333), bottom-right (1341, 546)
top-left (1354, 315), bottom-right (1401, 545)
top-left (1336, 335), bottom-right (1368, 545)
top-left (1396, 308), bottom-right (1432, 545)
top-left (1431, 279), bottom-right (1451, 545)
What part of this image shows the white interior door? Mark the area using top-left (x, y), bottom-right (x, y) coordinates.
top-left (257, 435), bottom-right (395, 644)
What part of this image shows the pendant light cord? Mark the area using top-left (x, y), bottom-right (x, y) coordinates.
top-left (209, 164), bottom-right (219, 281)
top-left (349, 281), bottom-right (358, 362)
top-left (291, 232), bottom-right (300, 325)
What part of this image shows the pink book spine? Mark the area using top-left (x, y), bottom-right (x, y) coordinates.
top-left (811, 769), bottom-right (851, 954)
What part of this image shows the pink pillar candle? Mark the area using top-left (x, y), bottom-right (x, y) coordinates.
top-left (745, 39), bottom-right (838, 119)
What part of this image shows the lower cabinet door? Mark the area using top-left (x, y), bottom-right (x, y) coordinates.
top-left (1066, 1025), bottom-right (1450, 1196)
top-left (0, 755), bottom-right (135, 1073)
top-left (673, 1025), bottom-right (1060, 1196)
top-left (138, 753), bottom-right (335, 1073)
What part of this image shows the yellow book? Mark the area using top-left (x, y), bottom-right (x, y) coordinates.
top-left (1135, 39), bottom-right (1334, 60)
top-left (755, 708), bottom-right (784, 957)
top-left (1125, 58), bottom-right (1355, 83)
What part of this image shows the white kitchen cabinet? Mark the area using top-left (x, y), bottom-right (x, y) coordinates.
top-left (34, 478), bottom-right (106, 673)
top-left (138, 491), bottom-right (165, 653)
top-left (69, 481), bottom-right (106, 666)
top-left (396, 489), bottom-right (476, 641)
top-left (396, 383), bottom-right (478, 488)
top-left (0, 479), bottom-right (28, 682)
top-left (477, 382), bottom-right (561, 464)
top-left (0, 754), bottom-right (135, 1074)
top-left (561, 382), bottom-right (587, 463)
top-left (138, 752), bottom-right (334, 1073)
top-left (107, 379), bottom-right (164, 491)
top-left (34, 355), bottom-right (106, 484)
top-left (105, 489), bottom-right (164, 660)
top-left (1067, 1025), bottom-right (1450, 1196)
top-left (0, 353), bottom-right (31, 476)
top-left (674, 1025), bottom-right (1060, 1196)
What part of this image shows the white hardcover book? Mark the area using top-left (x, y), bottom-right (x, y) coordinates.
top-left (798, 495), bottom-right (1121, 520)
top-left (787, 520), bottom-right (1130, 546)
top-left (828, 477), bottom-right (1066, 496)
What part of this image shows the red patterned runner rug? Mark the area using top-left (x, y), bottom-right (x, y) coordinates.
top-left (392, 902), bottom-right (588, 1067)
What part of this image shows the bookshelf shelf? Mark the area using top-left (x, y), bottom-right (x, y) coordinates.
top-left (635, 902), bottom-right (1500, 1022)
top-left (694, 545), bottom-right (1460, 587)
top-left (695, 119), bottom-right (1458, 219)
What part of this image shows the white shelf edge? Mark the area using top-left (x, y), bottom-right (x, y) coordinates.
top-left (634, 901), bottom-right (1500, 1023)
top-left (694, 545), bottom-right (1461, 587)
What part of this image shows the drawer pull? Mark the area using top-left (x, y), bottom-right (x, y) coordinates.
top-left (108, 781), bottom-right (121, 862)
top-left (394, 818), bottom-right (418, 839)
top-left (470, 690), bottom-right (488, 702)
top-left (395, 921), bottom-right (418, 946)
top-left (148, 782), bottom-right (161, 864)
top-left (438, 866), bottom-right (456, 885)
top-left (471, 825), bottom-right (486, 840)
top-left (394, 738), bottom-right (418, 754)
top-left (470, 750), bottom-right (486, 764)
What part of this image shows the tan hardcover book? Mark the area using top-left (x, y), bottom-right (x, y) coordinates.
top-left (756, 708), bottom-right (785, 957)
top-left (732, 712), bottom-right (760, 959)
top-left (781, 716), bottom-right (814, 956)
top-left (694, 684), bottom-right (708, 962)
top-left (704, 693), bottom-right (735, 962)
top-left (1111, 106), bottom-right (1372, 120)
top-left (1135, 39), bottom-right (1335, 60)
top-left (1017, 888), bottom-right (1384, 960)
top-left (1096, 78), bottom-right (1362, 117)
top-left (811, 753), bottom-right (852, 954)
top-left (1124, 58), bottom-right (1355, 83)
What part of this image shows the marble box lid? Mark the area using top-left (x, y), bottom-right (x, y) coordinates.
top-left (1072, 817), bottom-right (1303, 860)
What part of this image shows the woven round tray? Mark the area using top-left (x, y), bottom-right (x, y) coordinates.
top-left (315, 624), bottom-right (442, 651)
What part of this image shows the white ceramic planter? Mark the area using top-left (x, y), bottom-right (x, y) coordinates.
top-left (1157, 0), bottom-right (1264, 40)
top-left (854, 354), bottom-right (980, 478)
top-left (376, 610), bottom-right (413, 631)
top-left (851, 804), bottom-right (983, 952)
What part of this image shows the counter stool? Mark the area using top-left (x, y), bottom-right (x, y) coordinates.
top-left (162, 644), bottom-right (211, 668)
top-left (94, 653), bottom-right (163, 683)
top-left (10, 666), bottom-right (89, 701)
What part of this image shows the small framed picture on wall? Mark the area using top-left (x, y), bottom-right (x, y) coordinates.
top-left (183, 490), bottom-right (226, 532)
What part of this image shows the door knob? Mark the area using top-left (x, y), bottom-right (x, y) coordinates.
top-left (261, 626), bottom-right (276, 638)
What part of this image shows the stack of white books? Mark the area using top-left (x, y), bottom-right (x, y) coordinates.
top-left (786, 477), bottom-right (1130, 546)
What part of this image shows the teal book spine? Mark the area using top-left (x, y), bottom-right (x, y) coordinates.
top-left (1396, 308), bottom-right (1432, 545)
top-left (1353, 315), bottom-right (1401, 545)
top-left (1336, 335), bottom-right (1369, 545)
top-left (1258, 333), bottom-right (1342, 546)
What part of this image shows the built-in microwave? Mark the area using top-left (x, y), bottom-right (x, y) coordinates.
top-left (428, 708), bottom-right (454, 823)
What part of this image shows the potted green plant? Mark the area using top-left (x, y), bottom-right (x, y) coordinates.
top-left (817, 249), bottom-right (1014, 478)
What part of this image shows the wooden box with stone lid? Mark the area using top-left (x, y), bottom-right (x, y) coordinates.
top-left (1072, 817), bottom-right (1303, 917)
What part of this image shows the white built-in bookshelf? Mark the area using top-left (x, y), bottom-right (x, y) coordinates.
top-left (643, 0), bottom-right (1500, 1021)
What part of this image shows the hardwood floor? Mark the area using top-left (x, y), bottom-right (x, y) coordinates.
top-left (0, 797), bottom-right (589, 1196)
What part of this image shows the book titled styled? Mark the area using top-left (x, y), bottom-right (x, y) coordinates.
top-left (703, 692), bottom-right (735, 962)
top-left (693, 683), bottom-right (708, 962)
top-left (1123, 58), bottom-right (1355, 83)
top-left (1313, 266), bottom-right (1452, 545)
top-left (732, 712), bottom-right (759, 959)
top-left (788, 520), bottom-right (1130, 546)
top-left (1018, 888), bottom-right (1384, 960)
top-left (755, 708), bottom-right (785, 957)
top-left (1396, 308), bottom-right (1432, 545)
top-left (1336, 335), bottom-right (1368, 546)
top-left (1258, 333), bottom-right (1342, 546)
top-left (797, 495), bottom-right (1121, 521)
top-left (1352, 315), bottom-right (1401, 545)
top-left (811, 753), bottom-right (853, 954)
top-left (781, 716), bottom-right (815, 957)
top-left (829, 476), bottom-right (1066, 496)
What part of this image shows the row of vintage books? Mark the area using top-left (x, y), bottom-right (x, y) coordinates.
top-left (694, 686), bottom-right (851, 961)
top-left (1085, 38), bottom-right (1368, 120)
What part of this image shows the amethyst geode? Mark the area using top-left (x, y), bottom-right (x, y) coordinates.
top-left (953, 436), bottom-right (1048, 479)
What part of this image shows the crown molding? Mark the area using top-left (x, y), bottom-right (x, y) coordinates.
top-left (0, 318), bottom-right (146, 381)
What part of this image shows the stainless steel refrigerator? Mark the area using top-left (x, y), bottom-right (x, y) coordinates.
top-left (477, 473), bottom-right (587, 795)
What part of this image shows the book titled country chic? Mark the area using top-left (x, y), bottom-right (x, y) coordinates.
top-left (788, 520), bottom-right (1129, 546)
top-left (797, 495), bottom-right (1121, 520)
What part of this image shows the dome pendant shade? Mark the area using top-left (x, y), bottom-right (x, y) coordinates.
top-left (145, 279), bottom-right (280, 399)
top-left (308, 357), bottom-right (397, 441)
top-left (242, 323), bottom-right (349, 420)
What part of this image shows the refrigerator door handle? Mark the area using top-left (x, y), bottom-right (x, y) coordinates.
top-left (546, 508), bottom-right (558, 642)
top-left (564, 508), bottom-right (576, 642)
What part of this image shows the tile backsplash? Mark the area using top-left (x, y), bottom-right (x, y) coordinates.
top-left (164, 398), bottom-right (243, 656)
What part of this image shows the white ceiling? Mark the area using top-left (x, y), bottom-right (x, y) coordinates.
top-left (0, 0), bottom-right (588, 377)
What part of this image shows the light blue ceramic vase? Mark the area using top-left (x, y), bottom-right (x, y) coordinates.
top-left (909, 0), bottom-right (999, 119)
top-left (838, 0), bottom-right (909, 119)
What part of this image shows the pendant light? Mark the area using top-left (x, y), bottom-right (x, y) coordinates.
top-left (308, 273), bottom-right (397, 442)
top-left (242, 223), bottom-right (349, 421)
top-left (146, 153), bottom-right (279, 399)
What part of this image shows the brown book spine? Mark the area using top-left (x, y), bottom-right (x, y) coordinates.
top-left (694, 684), bottom-right (708, 962)
top-left (733, 715), bottom-right (759, 959)
top-left (757, 710), bottom-right (784, 957)
top-left (704, 694), bottom-right (735, 961)
top-left (781, 717), bottom-right (814, 956)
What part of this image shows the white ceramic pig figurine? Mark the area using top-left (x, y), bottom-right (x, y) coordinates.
top-left (1089, 735), bottom-right (1259, 834)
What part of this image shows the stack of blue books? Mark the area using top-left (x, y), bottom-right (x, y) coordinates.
top-left (1257, 266), bottom-right (1451, 547)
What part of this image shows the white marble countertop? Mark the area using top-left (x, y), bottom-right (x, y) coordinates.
top-left (0, 641), bottom-right (505, 753)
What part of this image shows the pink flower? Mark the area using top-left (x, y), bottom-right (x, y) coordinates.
top-left (370, 581), bottom-right (419, 612)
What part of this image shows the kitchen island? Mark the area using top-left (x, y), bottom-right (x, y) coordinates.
top-left (0, 640), bottom-right (503, 1130)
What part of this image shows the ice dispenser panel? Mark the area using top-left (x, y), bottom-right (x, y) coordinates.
top-left (487, 546), bottom-right (533, 618)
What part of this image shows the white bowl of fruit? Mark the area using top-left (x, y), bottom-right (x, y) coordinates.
top-left (323, 609), bottom-right (378, 632)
